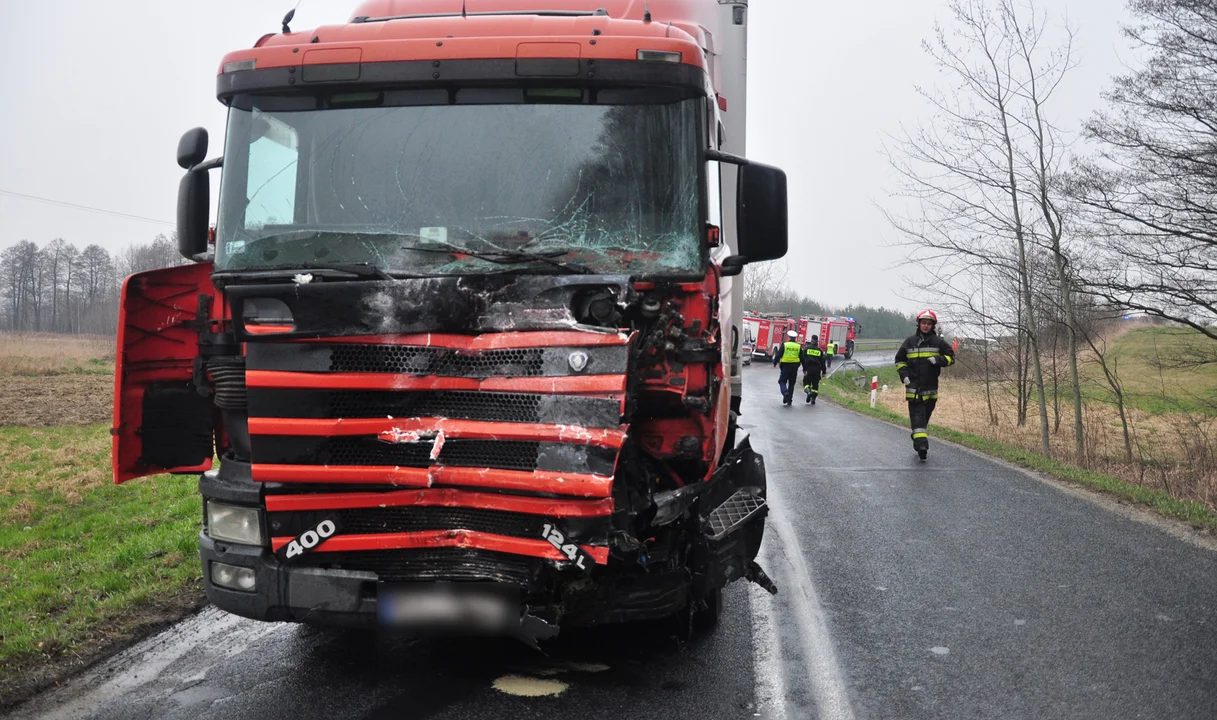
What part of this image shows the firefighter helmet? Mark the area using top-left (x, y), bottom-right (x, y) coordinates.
top-left (917, 309), bottom-right (938, 325)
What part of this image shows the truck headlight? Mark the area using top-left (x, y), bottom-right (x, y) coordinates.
top-left (211, 562), bottom-right (257, 592)
top-left (206, 501), bottom-right (265, 545)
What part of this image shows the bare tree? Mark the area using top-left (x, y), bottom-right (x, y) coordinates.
top-left (884, 0), bottom-right (1075, 456)
top-left (742, 259), bottom-right (789, 312)
top-left (0, 234), bottom-right (181, 334)
top-left (1007, 2), bottom-right (1086, 461)
top-left (1073, 0), bottom-right (1217, 340)
top-left (43, 238), bottom-right (70, 332)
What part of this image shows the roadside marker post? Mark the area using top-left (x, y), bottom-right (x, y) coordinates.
top-left (869, 376), bottom-right (878, 408)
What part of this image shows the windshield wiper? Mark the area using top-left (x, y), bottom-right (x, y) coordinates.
top-left (218, 262), bottom-right (396, 281)
top-left (292, 262), bottom-right (395, 279)
top-left (405, 242), bottom-right (590, 274)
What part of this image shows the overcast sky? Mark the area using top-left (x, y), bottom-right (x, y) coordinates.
top-left (0, 0), bottom-right (1130, 313)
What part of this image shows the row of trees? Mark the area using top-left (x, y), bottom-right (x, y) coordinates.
top-left (886, 0), bottom-right (1217, 467)
top-left (743, 260), bottom-right (916, 339)
top-left (0, 234), bottom-right (183, 335)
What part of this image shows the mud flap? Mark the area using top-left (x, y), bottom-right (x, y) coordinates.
top-left (689, 436), bottom-right (777, 597)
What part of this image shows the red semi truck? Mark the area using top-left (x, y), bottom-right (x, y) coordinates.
top-left (113, 0), bottom-right (785, 639)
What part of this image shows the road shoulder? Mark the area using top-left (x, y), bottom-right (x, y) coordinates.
top-left (821, 391), bottom-right (1217, 554)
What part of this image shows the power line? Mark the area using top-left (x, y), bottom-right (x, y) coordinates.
top-left (0, 189), bottom-right (175, 227)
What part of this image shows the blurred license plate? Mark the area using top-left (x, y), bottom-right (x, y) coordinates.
top-left (376, 582), bottom-right (520, 635)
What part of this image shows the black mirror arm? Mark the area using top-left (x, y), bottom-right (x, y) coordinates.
top-left (194, 157), bottom-right (224, 172)
top-left (705, 149), bottom-right (750, 166)
top-left (720, 255), bottom-right (747, 276)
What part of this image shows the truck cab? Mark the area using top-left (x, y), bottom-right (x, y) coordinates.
top-left (113, 0), bottom-right (786, 639)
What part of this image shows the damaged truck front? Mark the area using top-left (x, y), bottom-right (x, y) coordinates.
top-left (113, 0), bottom-right (786, 639)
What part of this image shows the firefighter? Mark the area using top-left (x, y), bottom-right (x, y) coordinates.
top-left (895, 309), bottom-right (955, 460)
top-left (801, 335), bottom-right (826, 404)
top-left (773, 329), bottom-right (802, 405)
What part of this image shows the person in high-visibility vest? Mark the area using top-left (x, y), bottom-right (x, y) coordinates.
top-left (895, 309), bottom-right (956, 461)
top-left (825, 340), bottom-right (837, 370)
top-left (772, 330), bottom-right (802, 405)
top-left (801, 336), bottom-right (827, 404)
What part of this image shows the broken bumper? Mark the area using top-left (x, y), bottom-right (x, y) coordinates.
top-left (199, 532), bottom-right (695, 630)
top-left (198, 440), bottom-right (775, 630)
top-left (200, 532), bottom-right (377, 627)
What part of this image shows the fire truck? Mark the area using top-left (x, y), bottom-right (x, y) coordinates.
top-left (740, 311), bottom-right (797, 363)
top-left (795, 315), bottom-right (856, 359)
top-left (113, 0), bottom-right (785, 639)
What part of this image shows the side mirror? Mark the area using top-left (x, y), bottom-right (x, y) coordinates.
top-left (177, 127), bottom-right (209, 170)
top-left (176, 127), bottom-right (223, 259)
top-left (177, 167), bottom-right (211, 259)
top-left (737, 162), bottom-right (788, 263)
top-left (721, 256), bottom-right (746, 276)
top-left (711, 153), bottom-right (788, 276)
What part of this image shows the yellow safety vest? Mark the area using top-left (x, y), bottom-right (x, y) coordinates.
top-left (780, 342), bottom-right (802, 363)
top-left (827, 343), bottom-right (837, 354)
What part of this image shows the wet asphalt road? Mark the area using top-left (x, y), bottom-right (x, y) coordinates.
top-left (12, 366), bottom-right (1217, 719)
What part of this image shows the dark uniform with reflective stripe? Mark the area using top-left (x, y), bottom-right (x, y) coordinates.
top-left (801, 342), bottom-right (826, 403)
top-left (773, 340), bottom-right (803, 405)
top-left (895, 330), bottom-right (955, 453)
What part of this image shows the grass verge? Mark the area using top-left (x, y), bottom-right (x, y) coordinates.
top-left (0, 425), bottom-right (205, 708)
top-left (0, 333), bottom-right (115, 377)
top-left (822, 367), bottom-right (1217, 533)
top-left (1071, 327), bottom-right (1217, 417)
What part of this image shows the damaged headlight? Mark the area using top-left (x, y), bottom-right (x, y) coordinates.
top-left (206, 501), bottom-right (265, 546)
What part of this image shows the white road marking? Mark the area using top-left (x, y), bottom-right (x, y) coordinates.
top-left (13, 607), bottom-right (288, 719)
top-left (755, 481), bottom-right (857, 720)
top-left (749, 581), bottom-right (789, 718)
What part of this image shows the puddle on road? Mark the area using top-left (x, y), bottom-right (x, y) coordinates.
top-left (492, 674), bottom-right (569, 697)
top-left (492, 660), bottom-right (611, 695)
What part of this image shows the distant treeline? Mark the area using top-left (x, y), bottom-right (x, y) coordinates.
top-left (0, 235), bottom-right (185, 335)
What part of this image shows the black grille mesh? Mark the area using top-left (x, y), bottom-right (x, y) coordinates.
top-left (290, 548), bottom-right (540, 584)
top-left (331, 390), bottom-right (543, 422)
top-left (315, 437), bottom-right (541, 470)
top-left (247, 389), bottom-right (622, 428)
top-left (439, 439), bottom-right (540, 471)
top-left (271, 506), bottom-right (551, 538)
top-left (329, 346), bottom-right (545, 377)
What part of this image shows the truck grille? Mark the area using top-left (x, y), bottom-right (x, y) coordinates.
top-left (291, 548), bottom-right (541, 585)
top-left (330, 346), bottom-right (545, 377)
top-left (333, 390), bottom-right (543, 421)
top-left (253, 436), bottom-right (618, 475)
top-left (247, 389), bottom-right (622, 428)
top-left (269, 506), bottom-right (605, 540)
top-left (327, 437), bottom-right (539, 471)
top-left (244, 333), bottom-right (627, 511)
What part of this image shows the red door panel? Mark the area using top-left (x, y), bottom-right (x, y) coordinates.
top-left (113, 263), bottom-right (218, 483)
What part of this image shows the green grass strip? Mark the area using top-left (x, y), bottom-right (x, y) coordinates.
top-left (0, 425), bottom-right (203, 701)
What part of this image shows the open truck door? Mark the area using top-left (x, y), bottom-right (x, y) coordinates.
top-left (113, 263), bottom-right (220, 483)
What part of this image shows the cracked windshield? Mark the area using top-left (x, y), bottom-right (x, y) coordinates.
top-left (216, 91), bottom-right (702, 275)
